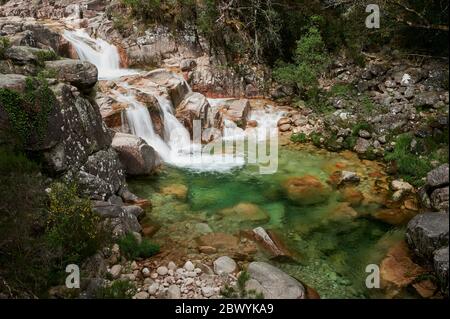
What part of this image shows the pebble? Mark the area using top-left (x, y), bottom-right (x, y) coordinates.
top-left (157, 266), bottom-right (168, 276)
top-left (168, 261), bottom-right (177, 270)
top-left (148, 283), bottom-right (159, 295)
top-left (184, 261), bottom-right (195, 271)
top-left (150, 272), bottom-right (158, 279)
top-left (142, 267), bottom-right (150, 277)
top-left (201, 287), bottom-right (215, 298)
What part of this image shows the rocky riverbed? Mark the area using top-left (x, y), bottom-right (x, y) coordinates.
top-left (1, 0), bottom-right (448, 299)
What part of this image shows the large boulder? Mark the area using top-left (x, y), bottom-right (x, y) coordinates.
top-left (45, 59), bottom-right (98, 90)
top-left (91, 201), bottom-right (142, 238)
top-left (0, 73), bottom-right (27, 91)
top-left (426, 164), bottom-right (449, 189)
top-left (406, 212), bottom-right (449, 261)
top-left (176, 92), bottom-right (211, 133)
top-left (282, 175), bottom-right (331, 205)
top-left (222, 99), bottom-right (250, 128)
top-left (247, 262), bottom-right (305, 299)
top-left (3, 45), bottom-right (38, 64)
top-left (141, 69), bottom-right (190, 107)
top-left (112, 132), bottom-right (159, 175)
top-left (433, 247), bottom-right (449, 294)
top-left (430, 186), bottom-right (449, 213)
top-left (72, 148), bottom-right (126, 201)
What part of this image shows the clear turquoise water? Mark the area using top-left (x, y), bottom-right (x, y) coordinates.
top-left (129, 144), bottom-right (405, 298)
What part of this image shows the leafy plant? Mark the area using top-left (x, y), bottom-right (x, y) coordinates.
top-left (221, 271), bottom-right (264, 299)
top-left (291, 132), bottom-right (307, 143)
top-left (0, 75), bottom-right (56, 145)
top-left (117, 232), bottom-right (160, 260)
top-left (95, 280), bottom-right (136, 299)
top-left (273, 23), bottom-right (331, 101)
top-left (46, 183), bottom-right (110, 266)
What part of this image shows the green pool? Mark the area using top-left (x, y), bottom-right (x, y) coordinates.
top-left (129, 142), bottom-right (407, 299)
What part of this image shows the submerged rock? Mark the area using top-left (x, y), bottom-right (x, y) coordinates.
top-left (380, 241), bottom-right (426, 298)
top-left (282, 175), bottom-right (331, 205)
top-left (219, 202), bottom-right (269, 223)
top-left (247, 262), bottom-right (305, 299)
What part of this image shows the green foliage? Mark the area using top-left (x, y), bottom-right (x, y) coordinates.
top-left (273, 25), bottom-right (331, 101)
top-left (118, 232), bottom-right (160, 260)
top-left (95, 280), bottom-right (136, 299)
top-left (221, 271), bottom-right (264, 299)
top-left (384, 133), bottom-right (433, 186)
top-left (0, 36), bottom-right (10, 59)
top-left (330, 83), bottom-right (354, 98)
top-left (35, 49), bottom-right (58, 66)
top-left (0, 75), bottom-right (55, 146)
top-left (46, 183), bottom-right (110, 266)
top-left (291, 132), bottom-right (307, 143)
top-left (0, 146), bottom-right (52, 297)
top-left (310, 132), bottom-right (323, 147)
top-left (352, 122), bottom-right (373, 136)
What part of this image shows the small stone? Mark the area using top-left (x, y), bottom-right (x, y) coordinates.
top-left (213, 256), bottom-right (237, 275)
top-left (201, 286), bottom-right (215, 298)
top-left (142, 267), bottom-right (150, 277)
top-left (150, 273), bottom-right (158, 279)
top-left (157, 266), bottom-right (168, 276)
top-left (148, 283), bottom-right (159, 295)
top-left (167, 285), bottom-right (181, 299)
top-left (133, 291), bottom-right (149, 299)
top-left (110, 264), bottom-right (122, 279)
top-left (131, 261), bottom-right (138, 270)
top-left (168, 261), bottom-right (177, 270)
top-left (184, 261), bottom-right (195, 271)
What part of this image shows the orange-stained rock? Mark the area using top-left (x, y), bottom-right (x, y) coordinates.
top-left (161, 184), bottom-right (188, 201)
top-left (339, 187), bottom-right (364, 207)
top-left (373, 208), bottom-right (418, 226)
top-left (219, 202), bottom-right (270, 223)
top-left (282, 175), bottom-right (331, 205)
top-left (197, 233), bottom-right (240, 250)
top-left (412, 280), bottom-right (438, 298)
top-left (328, 202), bottom-right (359, 221)
top-left (380, 241), bottom-right (427, 298)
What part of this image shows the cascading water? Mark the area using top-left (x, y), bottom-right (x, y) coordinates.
top-left (63, 29), bottom-right (282, 172)
top-left (63, 29), bottom-right (137, 80)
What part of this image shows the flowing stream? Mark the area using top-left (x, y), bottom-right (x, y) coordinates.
top-left (63, 28), bottom-right (409, 299)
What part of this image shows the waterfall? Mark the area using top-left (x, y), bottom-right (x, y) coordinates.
top-left (63, 29), bottom-right (137, 80)
top-left (63, 29), bottom-right (280, 173)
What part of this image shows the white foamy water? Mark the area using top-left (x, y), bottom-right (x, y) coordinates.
top-left (63, 29), bottom-right (138, 80)
top-left (64, 29), bottom-right (281, 173)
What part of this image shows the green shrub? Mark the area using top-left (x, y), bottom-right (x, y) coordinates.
top-left (310, 132), bottom-right (323, 147)
top-left (290, 132), bottom-right (307, 143)
top-left (118, 233), bottom-right (160, 260)
top-left (95, 280), bottom-right (136, 299)
top-left (0, 36), bottom-right (10, 59)
top-left (46, 183), bottom-right (110, 266)
top-left (384, 133), bottom-right (433, 186)
top-left (0, 75), bottom-right (56, 146)
top-left (35, 49), bottom-right (58, 64)
top-left (273, 23), bottom-right (331, 100)
top-left (352, 122), bottom-right (373, 136)
top-left (221, 271), bottom-right (264, 299)
top-left (0, 146), bottom-right (52, 297)
top-left (330, 83), bottom-right (354, 97)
